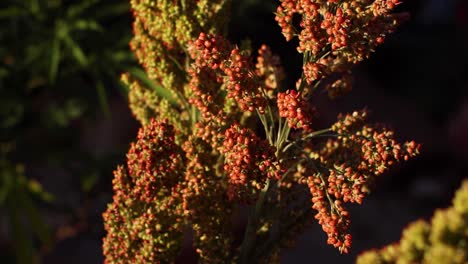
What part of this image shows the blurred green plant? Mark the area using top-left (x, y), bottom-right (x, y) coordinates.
top-left (0, 0), bottom-right (136, 263)
top-left (356, 180), bottom-right (468, 264)
top-left (0, 144), bottom-right (53, 264)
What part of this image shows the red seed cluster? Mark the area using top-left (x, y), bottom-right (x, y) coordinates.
top-left (125, 120), bottom-right (185, 203)
top-left (220, 48), bottom-right (266, 113)
top-left (256, 44), bottom-right (284, 92)
top-left (188, 33), bottom-right (267, 115)
top-left (188, 32), bottom-right (232, 69)
top-left (300, 110), bottom-right (420, 254)
top-left (318, 111), bottom-right (420, 205)
top-left (327, 166), bottom-right (366, 204)
top-left (221, 124), bottom-right (280, 201)
top-left (303, 62), bottom-right (326, 84)
top-left (307, 176), bottom-right (352, 253)
top-left (331, 111), bottom-right (421, 175)
top-left (186, 33), bottom-right (231, 118)
top-left (371, 0), bottom-right (401, 16)
top-left (103, 119), bottom-right (186, 263)
top-left (275, 0), bottom-right (350, 54)
top-left (275, 0), bottom-right (402, 56)
top-left (275, 0), bottom-right (405, 98)
top-left (187, 67), bottom-right (224, 119)
top-left (321, 8), bottom-right (350, 51)
top-left (277, 89), bottom-right (314, 131)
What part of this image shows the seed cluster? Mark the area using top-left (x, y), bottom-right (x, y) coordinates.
top-left (102, 120), bottom-right (186, 263)
top-left (221, 124), bottom-right (280, 201)
top-left (303, 62), bottom-right (325, 85)
top-left (300, 110), bottom-right (420, 252)
top-left (275, 0), bottom-right (403, 58)
top-left (276, 0), bottom-right (406, 98)
top-left (182, 137), bottom-right (233, 263)
top-left (331, 111), bottom-right (421, 171)
top-left (277, 89), bottom-right (315, 130)
top-left (188, 33), bottom-right (267, 115)
top-left (307, 176), bottom-right (352, 253)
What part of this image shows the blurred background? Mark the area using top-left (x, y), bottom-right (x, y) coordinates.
top-left (0, 0), bottom-right (466, 263)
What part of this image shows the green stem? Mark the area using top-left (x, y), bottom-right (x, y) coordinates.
top-left (257, 111), bottom-right (272, 144)
top-left (282, 128), bottom-right (334, 153)
top-left (277, 115), bottom-right (283, 145)
top-left (239, 179), bottom-right (271, 264)
top-left (276, 124), bottom-right (291, 156)
top-left (252, 206), bottom-right (313, 262)
top-left (240, 48), bottom-right (319, 262)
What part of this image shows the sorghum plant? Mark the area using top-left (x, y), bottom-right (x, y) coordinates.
top-left (103, 0), bottom-right (420, 263)
top-left (357, 180), bottom-right (468, 264)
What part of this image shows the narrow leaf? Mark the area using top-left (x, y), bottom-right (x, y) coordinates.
top-left (66, 0), bottom-right (99, 18)
top-left (8, 192), bottom-right (34, 264)
top-left (17, 182), bottom-right (52, 248)
top-left (92, 3), bottom-right (130, 19)
top-left (62, 35), bottom-right (88, 66)
top-left (127, 67), bottom-right (178, 105)
top-left (72, 19), bottom-right (103, 32)
top-left (28, 179), bottom-right (54, 203)
top-left (96, 80), bottom-right (110, 117)
top-left (0, 7), bottom-right (27, 18)
top-left (49, 38), bottom-right (61, 83)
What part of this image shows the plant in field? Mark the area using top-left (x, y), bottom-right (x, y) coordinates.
top-left (103, 0), bottom-right (420, 263)
top-left (357, 180), bottom-right (468, 264)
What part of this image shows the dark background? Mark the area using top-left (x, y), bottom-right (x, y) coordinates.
top-left (0, 0), bottom-right (466, 263)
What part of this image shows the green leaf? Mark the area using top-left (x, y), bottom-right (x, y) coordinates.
top-left (81, 172), bottom-right (98, 193)
top-left (0, 6), bottom-right (27, 19)
top-left (110, 50), bottom-right (134, 63)
top-left (8, 192), bottom-right (34, 264)
top-left (66, 0), bottom-right (99, 18)
top-left (67, 100), bottom-right (85, 119)
top-left (62, 34), bottom-right (88, 67)
top-left (127, 67), bottom-right (178, 105)
top-left (96, 81), bottom-right (110, 117)
top-left (27, 179), bottom-right (54, 203)
top-left (0, 163), bottom-right (13, 205)
top-left (26, 44), bottom-right (47, 67)
top-left (72, 19), bottom-right (103, 32)
top-left (48, 101), bottom-right (82, 127)
top-left (92, 3), bottom-right (130, 19)
top-left (17, 181), bottom-right (52, 248)
top-left (116, 79), bottom-right (130, 96)
top-left (28, 0), bottom-right (40, 15)
top-left (0, 102), bottom-right (24, 128)
top-left (48, 104), bottom-right (68, 127)
top-left (49, 38), bottom-right (61, 83)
